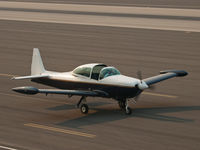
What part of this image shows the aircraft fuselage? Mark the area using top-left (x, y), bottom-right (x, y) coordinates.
top-left (32, 72), bottom-right (142, 100)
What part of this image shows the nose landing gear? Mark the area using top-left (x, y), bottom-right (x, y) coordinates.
top-left (118, 99), bottom-right (132, 115)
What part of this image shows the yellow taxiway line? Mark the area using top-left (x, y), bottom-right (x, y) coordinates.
top-left (0, 145), bottom-right (18, 150)
top-left (24, 123), bottom-right (96, 138)
top-left (0, 73), bottom-right (16, 77)
top-left (143, 92), bottom-right (177, 98)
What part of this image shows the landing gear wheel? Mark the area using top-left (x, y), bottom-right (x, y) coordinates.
top-left (80, 104), bottom-right (89, 114)
top-left (125, 107), bottom-right (132, 115)
top-left (118, 101), bottom-right (126, 110)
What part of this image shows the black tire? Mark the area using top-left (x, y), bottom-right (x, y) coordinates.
top-left (80, 104), bottom-right (89, 114)
top-left (125, 107), bottom-right (132, 115)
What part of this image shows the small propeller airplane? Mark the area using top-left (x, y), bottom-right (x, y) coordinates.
top-left (12, 48), bottom-right (188, 115)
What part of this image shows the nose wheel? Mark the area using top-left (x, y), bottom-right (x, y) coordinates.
top-left (118, 99), bottom-right (132, 115)
top-left (125, 106), bottom-right (132, 115)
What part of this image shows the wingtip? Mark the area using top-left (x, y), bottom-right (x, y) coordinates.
top-left (160, 70), bottom-right (188, 77)
top-left (12, 86), bottom-right (39, 94)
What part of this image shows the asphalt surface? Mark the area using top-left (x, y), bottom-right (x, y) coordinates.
top-left (2, 0), bottom-right (200, 9)
top-left (1, 2), bottom-right (200, 32)
top-left (0, 2), bottom-right (200, 150)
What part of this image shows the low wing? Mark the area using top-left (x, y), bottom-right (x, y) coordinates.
top-left (12, 86), bottom-right (109, 97)
top-left (143, 70), bottom-right (188, 86)
top-left (12, 75), bottom-right (49, 80)
top-left (39, 89), bottom-right (109, 97)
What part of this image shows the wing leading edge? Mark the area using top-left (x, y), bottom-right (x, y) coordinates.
top-left (143, 70), bottom-right (188, 86)
top-left (12, 86), bottom-right (109, 97)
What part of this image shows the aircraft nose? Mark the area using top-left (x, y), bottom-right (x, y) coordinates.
top-left (135, 80), bottom-right (149, 90)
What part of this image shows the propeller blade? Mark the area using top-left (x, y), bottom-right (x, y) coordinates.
top-left (137, 70), bottom-right (142, 80)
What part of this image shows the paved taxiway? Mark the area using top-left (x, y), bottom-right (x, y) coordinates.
top-left (0, 1), bottom-right (200, 150)
top-left (2, 0), bottom-right (200, 9)
top-left (0, 2), bottom-right (200, 32)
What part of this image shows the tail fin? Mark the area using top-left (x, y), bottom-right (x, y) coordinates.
top-left (31, 48), bottom-right (46, 75)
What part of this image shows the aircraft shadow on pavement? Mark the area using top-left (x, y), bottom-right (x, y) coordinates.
top-left (47, 101), bottom-right (111, 111)
top-left (53, 105), bottom-right (200, 128)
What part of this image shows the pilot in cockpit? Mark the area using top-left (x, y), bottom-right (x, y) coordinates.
top-left (104, 69), bottom-right (114, 78)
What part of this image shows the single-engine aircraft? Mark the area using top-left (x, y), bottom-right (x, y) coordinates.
top-left (12, 48), bottom-right (188, 115)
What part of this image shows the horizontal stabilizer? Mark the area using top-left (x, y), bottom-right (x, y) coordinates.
top-left (12, 74), bottom-right (49, 80)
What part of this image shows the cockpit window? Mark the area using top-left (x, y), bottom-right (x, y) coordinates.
top-left (91, 65), bottom-right (107, 80)
top-left (99, 67), bottom-right (120, 79)
top-left (73, 67), bottom-right (91, 77)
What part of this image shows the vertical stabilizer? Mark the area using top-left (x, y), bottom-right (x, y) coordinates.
top-left (31, 48), bottom-right (46, 75)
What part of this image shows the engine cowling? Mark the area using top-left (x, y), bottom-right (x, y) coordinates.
top-left (136, 80), bottom-right (149, 90)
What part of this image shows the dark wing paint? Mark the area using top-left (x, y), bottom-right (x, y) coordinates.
top-left (143, 70), bottom-right (188, 86)
top-left (12, 86), bottom-right (109, 97)
top-left (39, 89), bottom-right (109, 97)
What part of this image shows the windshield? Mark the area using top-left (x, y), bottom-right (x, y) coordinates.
top-left (99, 67), bottom-right (120, 79)
top-left (73, 67), bottom-right (91, 77)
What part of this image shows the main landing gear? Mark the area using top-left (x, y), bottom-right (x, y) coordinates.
top-left (77, 96), bottom-right (89, 114)
top-left (118, 99), bottom-right (132, 115)
top-left (76, 96), bottom-right (132, 115)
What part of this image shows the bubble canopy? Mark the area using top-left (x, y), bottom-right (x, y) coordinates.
top-left (99, 67), bottom-right (121, 79)
top-left (72, 63), bottom-right (120, 80)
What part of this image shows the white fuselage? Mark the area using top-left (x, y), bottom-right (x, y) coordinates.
top-left (32, 71), bottom-right (144, 99)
